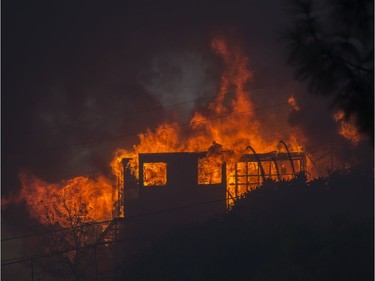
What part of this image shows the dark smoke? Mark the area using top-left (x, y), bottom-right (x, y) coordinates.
top-left (3, 2), bottom-right (372, 272)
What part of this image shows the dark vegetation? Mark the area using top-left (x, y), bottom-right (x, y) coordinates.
top-left (284, 0), bottom-right (374, 142)
top-left (116, 169), bottom-right (373, 281)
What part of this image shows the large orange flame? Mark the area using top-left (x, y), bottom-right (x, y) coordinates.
top-left (3, 171), bottom-right (115, 228)
top-left (111, 38), bottom-right (303, 178)
top-left (5, 37), bottom-right (306, 227)
top-left (110, 38), bottom-right (306, 209)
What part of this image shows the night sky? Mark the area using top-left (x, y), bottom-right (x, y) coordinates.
top-left (2, 2), bottom-right (373, 279)
top-left (2, 0), bottom-right (371, 195)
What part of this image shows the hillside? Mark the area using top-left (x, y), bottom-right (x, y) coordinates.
top-left (115, 169), bottom-right (374, 281)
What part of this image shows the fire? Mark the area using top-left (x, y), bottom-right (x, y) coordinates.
top-left (5, 37), bottom-right (306, 227)
top-left (143, 162), bottom-right (168, 186)
top-left (288, 95), bottom-right (300, 111)
top-left (111, 38), bottom-right (292, 177)
top-left (5, 171), bottom-right (115, 228)
top-left (334, 110), bottom-right (363, 144)
top-left (198, 142), bottom-right (225, 185)
top-left (111, 38), bottom-right (305, 205)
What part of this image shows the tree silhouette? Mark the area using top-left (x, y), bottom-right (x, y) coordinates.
top-left (284, 0), bottom-right (373, 142)
top-left (33, 197), bottom-right (103, 281)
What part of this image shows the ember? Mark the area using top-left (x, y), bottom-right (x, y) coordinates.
top-left (334, 110), bottom-right (363, 144)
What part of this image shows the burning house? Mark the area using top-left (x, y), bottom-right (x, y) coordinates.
top-left (2, 37), bottom-right (313, 280)
top-left (122, 144), bottom-right (305, 210)
top-left (116, 142), bottom-right (307, 222)
top-left (121, 152), bottom-right (227, 222)
top-left (98, 142), bottom-right (307, 260)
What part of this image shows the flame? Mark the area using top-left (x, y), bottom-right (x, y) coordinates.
top-left (5, 37), bottom-right (307, 227)
top-left (334, 110), bottom-right (363, 144)
top-left (111, 38), bottom-right (306, 203)
top-left (111, 38), bottom-right (298, 177)
top-left (196, 142), bottom-right (226, 185)
top-left (7, 171), bottom-right (115, 228)
top-left (143, 162), bottom-right (167, 186)
top-left (288, 95), bottom-right (300, 111)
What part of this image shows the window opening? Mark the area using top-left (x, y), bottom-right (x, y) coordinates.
top-left (143, 162), bottom-right (167, 186)
top-left (198, 158), bottom-right (222, 184)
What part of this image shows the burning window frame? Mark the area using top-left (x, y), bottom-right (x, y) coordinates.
top-left (142, 162), bottom-right (168, 186)
top-left (197, 157), bottom-right (223, 185)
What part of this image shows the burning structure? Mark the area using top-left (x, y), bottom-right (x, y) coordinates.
top-left (3, 36), bottom-right (311, 248)
top-left (115, 142), bottom-right (307, 221)
top-left (95, 142), bottom-right (307, 267)
top-left (121, 152), bottom-right (227, 220)
top-left (2, 37), bottom-right (314, 280)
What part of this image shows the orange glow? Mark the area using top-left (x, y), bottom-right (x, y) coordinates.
top-left (5, 37), bottom-right (307, 226)
top-left (198, 157), bottom-right (223, 185)
top-left (288, 95), bottom-right (300, 111)
top-left (334, 110), bottom-right (363, 144)
top-left (10, 171), bottom-right (115, 228)
top-left (111, 38), bottom-right (306, 202)
top-left (143, 162), bottom-right (167, 186)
